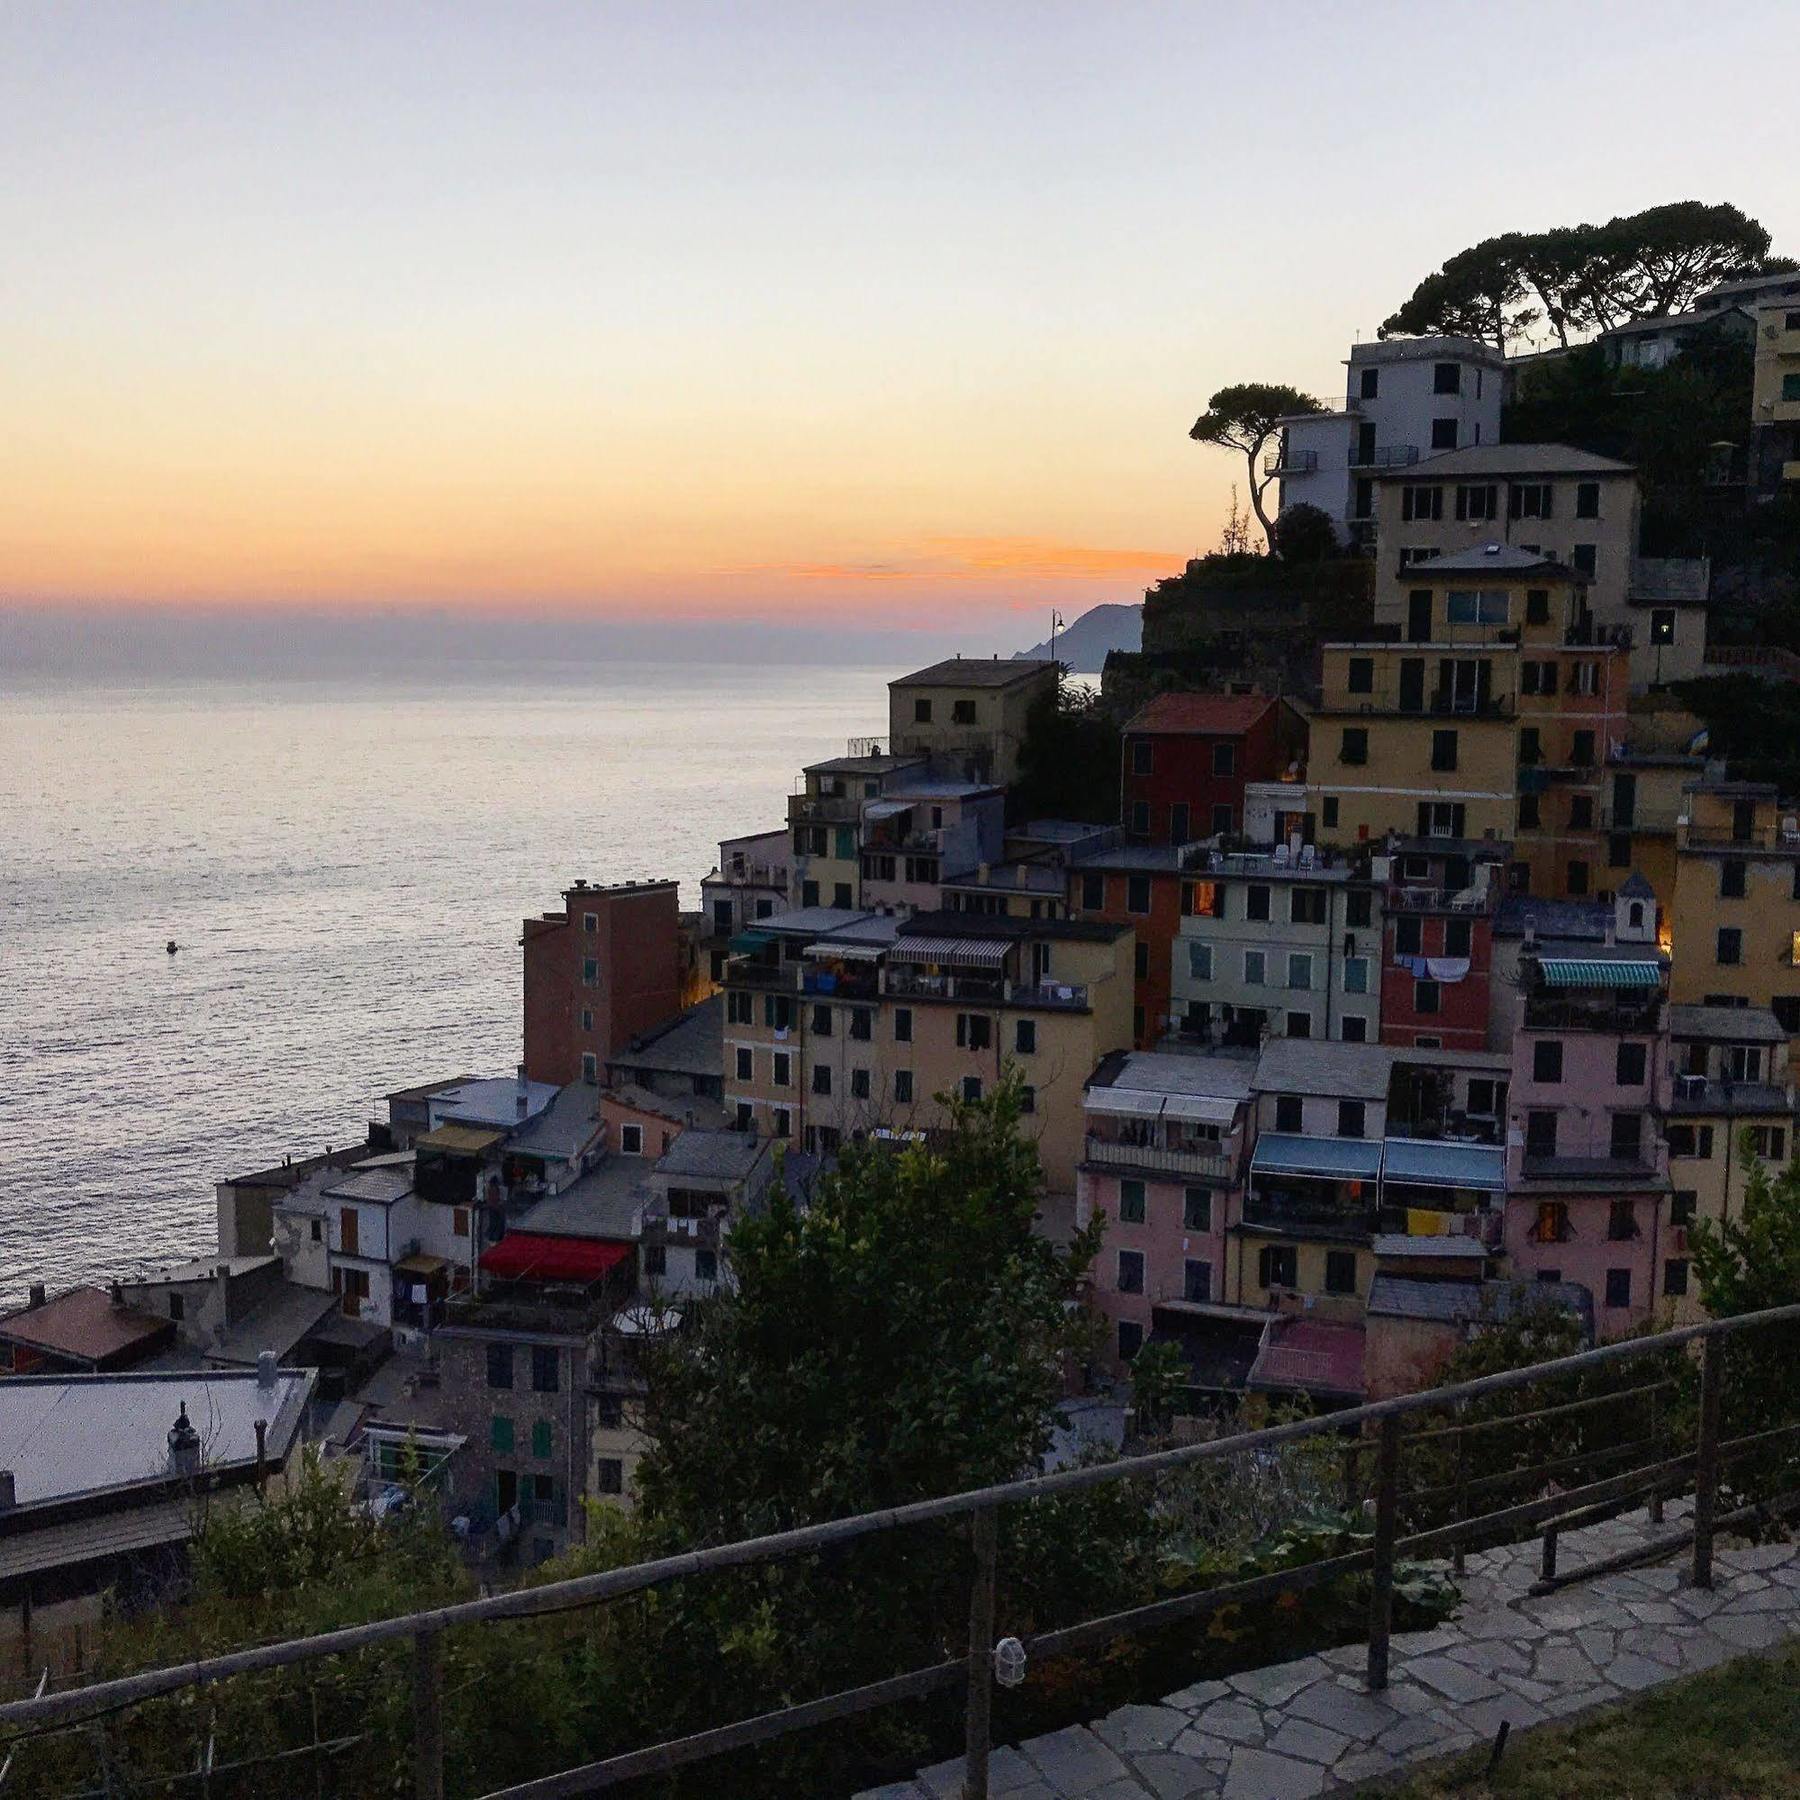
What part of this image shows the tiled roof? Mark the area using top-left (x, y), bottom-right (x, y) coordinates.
top-left (890, 657), bottom-right (1057, 689)
top-left (1125, 692), bottom-right (1276, 736)
top-left (1377, 443), bottom-right (1634, 480)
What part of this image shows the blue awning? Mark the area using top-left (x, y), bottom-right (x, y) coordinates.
top-left (1251, 1133), bottom-right (1382, 1181)
top-left (727, 931), bottom-right (774, 954)
top-left (1538, 958), bottom-right (1661, 990)
top-left (1381, 1137), bottom-right (1506, 1193)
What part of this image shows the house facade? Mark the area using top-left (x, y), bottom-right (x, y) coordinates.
top-left (1118, 693), bottom-right (1301, 844)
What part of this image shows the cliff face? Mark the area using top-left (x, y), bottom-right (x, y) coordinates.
top-left (1012, 602), bottom-right (1141, 671)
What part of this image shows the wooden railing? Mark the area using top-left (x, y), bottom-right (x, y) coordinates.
top-left (5, 1305), bottom-right (1800, 1798)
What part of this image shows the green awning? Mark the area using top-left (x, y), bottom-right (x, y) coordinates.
top-left (728, 931), bottom-right (774, 953)
top-left (1538, 959), bottom-right (1661, 990)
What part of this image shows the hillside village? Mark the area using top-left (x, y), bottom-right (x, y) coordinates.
top-left (5, 248), bottom-right (1800, 1684)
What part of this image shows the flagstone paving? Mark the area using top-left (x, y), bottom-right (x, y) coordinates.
top-left (855, 1501), bottom-right (1800, 1797)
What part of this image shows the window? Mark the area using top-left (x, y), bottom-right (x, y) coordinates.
top-left (1130, 739), bottom-right (1153, 776)
top-left (1433, 361), bottom-right (1461, 396)
top-left (1609, 1112), bottom-right (1643, 1161)
top-left (1020, 1085), bottom-right (1036, 1114)
top-left (1286, 1010), bottom-right (1312, 1038)
top-left (1575, 481), bottom-right (1600, 519)
top-left (1604, 1268), bottom-right (1632, 1310)
top-left (1721, 859), bottom-right (1747, 899)
top-left (1443, 918), bottom-right (1472, 958)
top-left (1011, 1018), bottom-right (1037, 1056)
top-left (894, 1069), bottom-right (913, 1104)
top-left (1258, 1244), bottom-right (1298, 1289)
top-left (531, 1347), bottom-right (559, 1394)
top-left (1289, 886), bottom-right (1326, 925)
top-left (811, 1064), bottom-right (831, 1096)
top-left (1785, 372), bottom-right (1800, 402)
top-left (1569, 795), bottom-right (1594, 830)
top-left (1609, 834), bottom-right (1633, 870)
top-left (1532, 1200), bottom-right (1570, 1243)
top-left (1573, 544), bottom-right (1597, 579)
top-left (1664, 1259), bottom-right (1689, 1298)
top-left (1431, 729), bottom-right (1458, 772)
top-left (1339, 728), bottom-right (1368, 766)
top-left (452, 1207), bottom-right (469, 1239)
top-left (1616, 1042), bottom-right (1647, 1086)
top-left (735, 1047), bottom-right (753, 1082)
top-left (1341, 1015), bottom-right (1368, 1042)
top-left (1402, 484), bottom-right (1444, 522)
top-left (1750, 1126), bottom-right (1789, 1161)
top-left (1243, 949), bottom-right (1266, 985)
top-left (580, 1052), bottom-right (598, 1083)
top-left (1455, 483), bottom-right (1498, 522)
top-left (1525, 587), bottom-right (1551, 625)
top-left (1648, 607), bottom-right (1676, 648)
top-left (1117, 1250), bottom-right (1145, 1295)
top-left (1127, 874), bottom-right (1152, 914)
top-left (490, 1416), bottom-right (514, 1455)
top-left (1275, 1094), bottom-right (1303, 1132)
top-left (1188, 940), bottom-right (1214, 981)
top-left (952, 699), bottom-right (977, 725)
top-left (732, 1105), bottom-right (753, 1134)
top-left (1183, 1187), bottom-right (1211, 1231)
top-left (1347, 657), bottom-right (1373, 694)
top-left (594, 1392), bottom-right (623, 1429)
top-left (1288, 952), bottom-right (1313, 990)
top-left (1131, 801), bottom-right (1150, 834)
top-left (579, 1006), bottom-right (595, 1033)
top-left (487, 1344), bottom-right (514, 1390)
top-left (1467, 1078), bottom-right (1498, 1116)
top-left (581, 957), bottom-right (599, 986)
top-left (1414, 979), bottom-right (1441, 1014)
top-left (1571, 729), bottom-right (1596, 767)
top-left (1359, 366), bottom-right (1379, 399)
top-left (531, 1418), bottom-right (554, 1459)
top-left (1717, 927), bottom-right (1743, 966)
top-left (1431, 417), bottom-right (1458, 450)
top-left (1325, 1250), bottom-right (1358, 1295)
top-left (1446, 590), bottom-right (1508, 625)
top-left (727, 989), bottom-right (753, 1025)
top-left (773, 1107), bottom-right (791, 1136)
top-left (1118, 1321), bottom-right (1144, 1361)
top-left (1212, 741), bottom-right (1236, 776)
top-left (956, 1013), bottom-right (992, 1050)
top-left (1607, 1199), bottom-right (1638, 1243)
top-left (1118, 1180), bottom-right (1146, 1224)
top-left (1394, 916), bottom-right (1422, 956)
top-left (1338, 1099), bottom-right (1365, 1139)
top-left (696, 1248), bottom-right (718, 1283)
top-left (1246, 884), bottom-right (1271, 921)
top-left (1184, 1259), bottom-right (1212, 1302)
top-left (773, 1051), bottom-right (791, 1087)
top-left (1526, 1110), bottom-right (1558, 1157)
top-left (1344, 956), bottom-right (1368, 995)
top-left (1322, 797), bottom-right (1340, 829)
top-left (619, 1123), bottom-right (643, 1155)
top-left (894, 1007), bottom-right (912, 1043)
top-left (1080, 872), bottom-right (1106, 909)
top-left (1567, 861), bottom-right (1589, 896)
top-left (597, 1458), bottom-right (624, 1495)
top-left (1509, 482), bottom-right (1554, 520)
top-left (166, 1291), bottom-right (184, 1321)
top-left (1672, 1191), bottom-right (1700, 1228)
top-left (850, 1067), bottom-right (871, 1100)
top-left (961, 1076), bottom-right (982, 1103)
top-left (1211, 803), bottom-right (1233, 835)
top-left (1170, 803), bottom-right (1190, 842)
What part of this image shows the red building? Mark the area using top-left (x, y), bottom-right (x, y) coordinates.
top-left (1119, 694), bottom-right (1301, 844)
top-left (523, 880), bottom-right (685, 1086)
top-left (1378, 843), bottom-right (1503, 1053)
top-left (1067, 845), bottom-right (1189, 1047)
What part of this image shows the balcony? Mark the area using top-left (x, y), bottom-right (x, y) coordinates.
top-left (884, 968), bottom-right (1006, 1003)
top-left (787, 793), bottom-right (861, 827)
top-left (1684, 827), bottom-right (1773, 849)
top-left (1385, 884), bottom-right (1487, 914)
top-left (1523, 997), bottom-right (1663, 1035)
top-left (726, 959), bottom-right (800, 991)
top-left (1005, 979), bottom-right (1092, 1011)
top-left (1263, 448), bottom-right (1320, 475)
top-left (1349, 444), bottom-right (1420, 470)
top-left (801, 966), bottom-right (880, 1001)
top-left (1240, 1189), bottom-right (1379, 1241)
top-left (1082, 1135), bottom-right (1232, 1182)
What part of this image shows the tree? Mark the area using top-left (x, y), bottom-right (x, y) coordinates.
top-left (1189, 383), bottom-right (1324, 545)
top-left (1008, 681), bottom-right (1123, 824)
top-left (1127, 1338), bottom-right (1187, 1439)
top-left (1269, 501), bottom-right (1337, 565)
top-left (1603, 201), bottom-right (1781, 319)
top-left (1381, 238), bottom-right (1539, 351)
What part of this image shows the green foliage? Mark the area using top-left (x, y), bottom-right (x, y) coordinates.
top-left (1008, 681), bottom-right (1123, 824)
top-left (1668, 675), bottom-right (1800, 796)
top-left (1189, 382), bottom-right (1325, 542)
top-left (1270, 501), bottom-right (1338, 564)
top-left (1127, 1339), bottom-right (1187, 1438)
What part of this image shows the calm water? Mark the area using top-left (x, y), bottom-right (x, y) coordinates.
top-left (0, 663), bottom-right (890, 1306)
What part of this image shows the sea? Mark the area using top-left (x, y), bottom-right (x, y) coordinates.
top-left (0, 662), bottom-right (892, 1308)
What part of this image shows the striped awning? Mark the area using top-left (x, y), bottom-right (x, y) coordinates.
top-left (888, 936), bottom-right (1010, 969)
top-left (1251, 1134), bottom-right (1382, 1181)
top-left (1538, 959), bottom-right (1662, 990)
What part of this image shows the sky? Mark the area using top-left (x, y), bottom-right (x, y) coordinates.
top-left (2, 1), bottom-right (1797, 661)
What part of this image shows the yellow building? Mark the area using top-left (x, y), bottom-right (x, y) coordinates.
top-left (1669, 782), bottom-right (1800, 1071)
top-left (888, 657), bottom-right (1058, 786)
top-left (1752, 299), bottom-right (1800, 493)
top-left (1661, 1003), bottom-right (1795, 1322)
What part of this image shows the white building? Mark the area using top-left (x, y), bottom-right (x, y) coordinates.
top-left (1273, 336), bottom-right (1505, 547)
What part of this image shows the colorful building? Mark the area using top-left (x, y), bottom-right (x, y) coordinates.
top-left (1118, 692), bottom-right (1302, 843)
top-left (1067, 841), bottom-right (1192, 1046)
top-left (887, 657), bottom-right (1059, 786)
top-left (1378, 840), bottom-right (1504, 1052)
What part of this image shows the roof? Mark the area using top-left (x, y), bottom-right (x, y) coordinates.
top-left (1372, 1233), bottom-right (1489, 1262)
top-left (0, 1288), bottom-right (173, 1368)
top-left (899, 909), bottom-right (1129, 945)
top-left (890, 657), bottom-right (1058, 689)
top-left (479, 1234), bottom-right (632, 1284)
top-left (0, 1368), bottom-right (314, 1510)
top-left (415, 1124), bottom-right (505, 1156)
top-left (803, 753), bottom-right (926, 776)
top-left (507, 1082), bottom-right (604, 1162)
top-left (1493, 896), bottom-right (1615, 943)
top-left (323, 1164), bottom-right (415, 1206)
top-left (1253, 1038), bottom-right (1396, 1101)
top-left (1124, 693), bottom-right (1276, 737)
top-left (0, 1497), bottom-right (195, 1585)
top-left (1348, 334), bottom-right (1504, 367)
top-left (617, 993), bottom-right (724, 1081)
top-left (1368, 1275), bottom-right (1592, 1336)
top-left (1069, 842), bottom-right (1193, 874)
top-left (1381, 1138), bottom-right (1506, 1193)
top-left (1250, 1133), bottom-right (1383, 1181)
top-left (654, 1130), bottom-right (770, 1184)
top-left (514, 1158), bottom-right (652, 1241)
top-left (201, 1281), bottom-right (338, 1367)
top-left (1536, 958), bottom-right (1662, 990)
top-left (1089, 1050), bottom-right (1256, 1105)
top-left (1668, 1004), bottom-right (1788, 1044)
top-left (1378, 443), bottom-right (1635, 481)
top-left (217, 1144), bottom-right (374, 1193)
top-left (756, 905), bottom-right (879, 939)
top-left (1248, 1319), bottom-right (1365, 1397)
top-left (1618, 871), bottom-right (1657, 900)
top-left (606, 1082), bottom-right (729, 1132)
top-left (1414, 546), bottom-right (1582, 579)
top-left (430, 1075), bottom-right (559, 1129)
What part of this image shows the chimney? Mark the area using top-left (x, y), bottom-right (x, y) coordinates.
top-left (0, 1470), bottom-right (15, 1511)
top-left (167, 1403), bottom-right (201, 1479)
top-left (27, 1283), bottom-right (45, 1311)
top-left (257, 1349), bottom-right (278, 1391)
top-left (516, 1063), bottom-right (530, 1120)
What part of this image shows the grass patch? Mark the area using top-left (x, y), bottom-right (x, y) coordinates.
top-left (1375, 1643), bottom-right (1800, 1797)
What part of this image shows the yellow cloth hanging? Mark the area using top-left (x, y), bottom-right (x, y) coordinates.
top-left (1406, 1207), bottom-right (1448, 1237)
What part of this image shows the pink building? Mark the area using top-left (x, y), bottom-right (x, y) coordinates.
top-left (1501, 948), bottom-right (1672, 1335)
top-left (1074, 1051), bottom-right (1253, 1371)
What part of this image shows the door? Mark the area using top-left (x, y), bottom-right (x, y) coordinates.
top-left (495, 1470), bottom-right (518, 1516)
top-left (1356, 421), bottom-right (1377, 466)
top-left (1407, 590), bottom-right (1432, 642)
top-left (339, 1206), bottom-right (358, 1255)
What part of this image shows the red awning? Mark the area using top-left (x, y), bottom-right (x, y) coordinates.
top-left (479, 1234), bottom-right (630, 1283)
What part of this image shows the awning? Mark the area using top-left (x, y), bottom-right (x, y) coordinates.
top-left (808, 940), bottom-right (885, 961)
top-left (1538, 959), bottom-right (1662, 990)
top-left (1381, 1137), bottom-right (1506, 1193)
top-left (863, 800), bottom-right (910, 822)
top-left (1160, 1093), bottom-right (1242, 1126)
top-left (888, 936), bottom-right (1010, 969)
top-left (479, 1234), bottom-right (631, 1283)
top-left (1085, 1088), bottom-right (1169, 1121)
top-left (394, 1253), bottom-right (451, 1277)
top-left (417, 1125), bottom-right (505, 1155)
top-left (1251, 1133), bottom-right (1382, 1181)
top-left (727, 930), bottom-right (774, 953)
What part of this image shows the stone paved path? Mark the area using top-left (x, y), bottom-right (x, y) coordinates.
top-left (855, 1501), bottom-right (1800, 1798)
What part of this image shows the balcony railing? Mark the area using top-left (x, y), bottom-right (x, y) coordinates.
top-left (801, 968), bottom-right (880, 1000)
top-left (787, 793), bottom-right (862, 826)
top-left (726, 959), bottom-right (800, 991)
top-left (1349, 443), bottom-right (1420, 469)
top-left (1523, 998), bottom-right (1663, 1034)
top-left (884, 969), bottom-right (1007, 1003)
top-left (1262, 448), bottom-right (1319, 475)
top-left (1241, 1189), bottom-right (1379, 1240)
top-left (1082, 1135), bottom-right (1232, 1182)
top-left (1684, 827), bottom-right (1773, 849)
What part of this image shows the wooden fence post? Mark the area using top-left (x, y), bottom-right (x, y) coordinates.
top-left (1451, 1417), bottom-right (1470, 1579)
top-left (413, 1626), bottom-right (445, 1800)
top-left (1693, 1335), bottom-right (1725, 1590)
top-left (1648, 1386), bottom-right (1664, 1526)
top-left (1540, 1523), bottom-right (1557, 1585)
top-left (1365, 1415), bottom-right (1401, 1692)
top-left (962, 1509), bottom-right (999, 1800)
